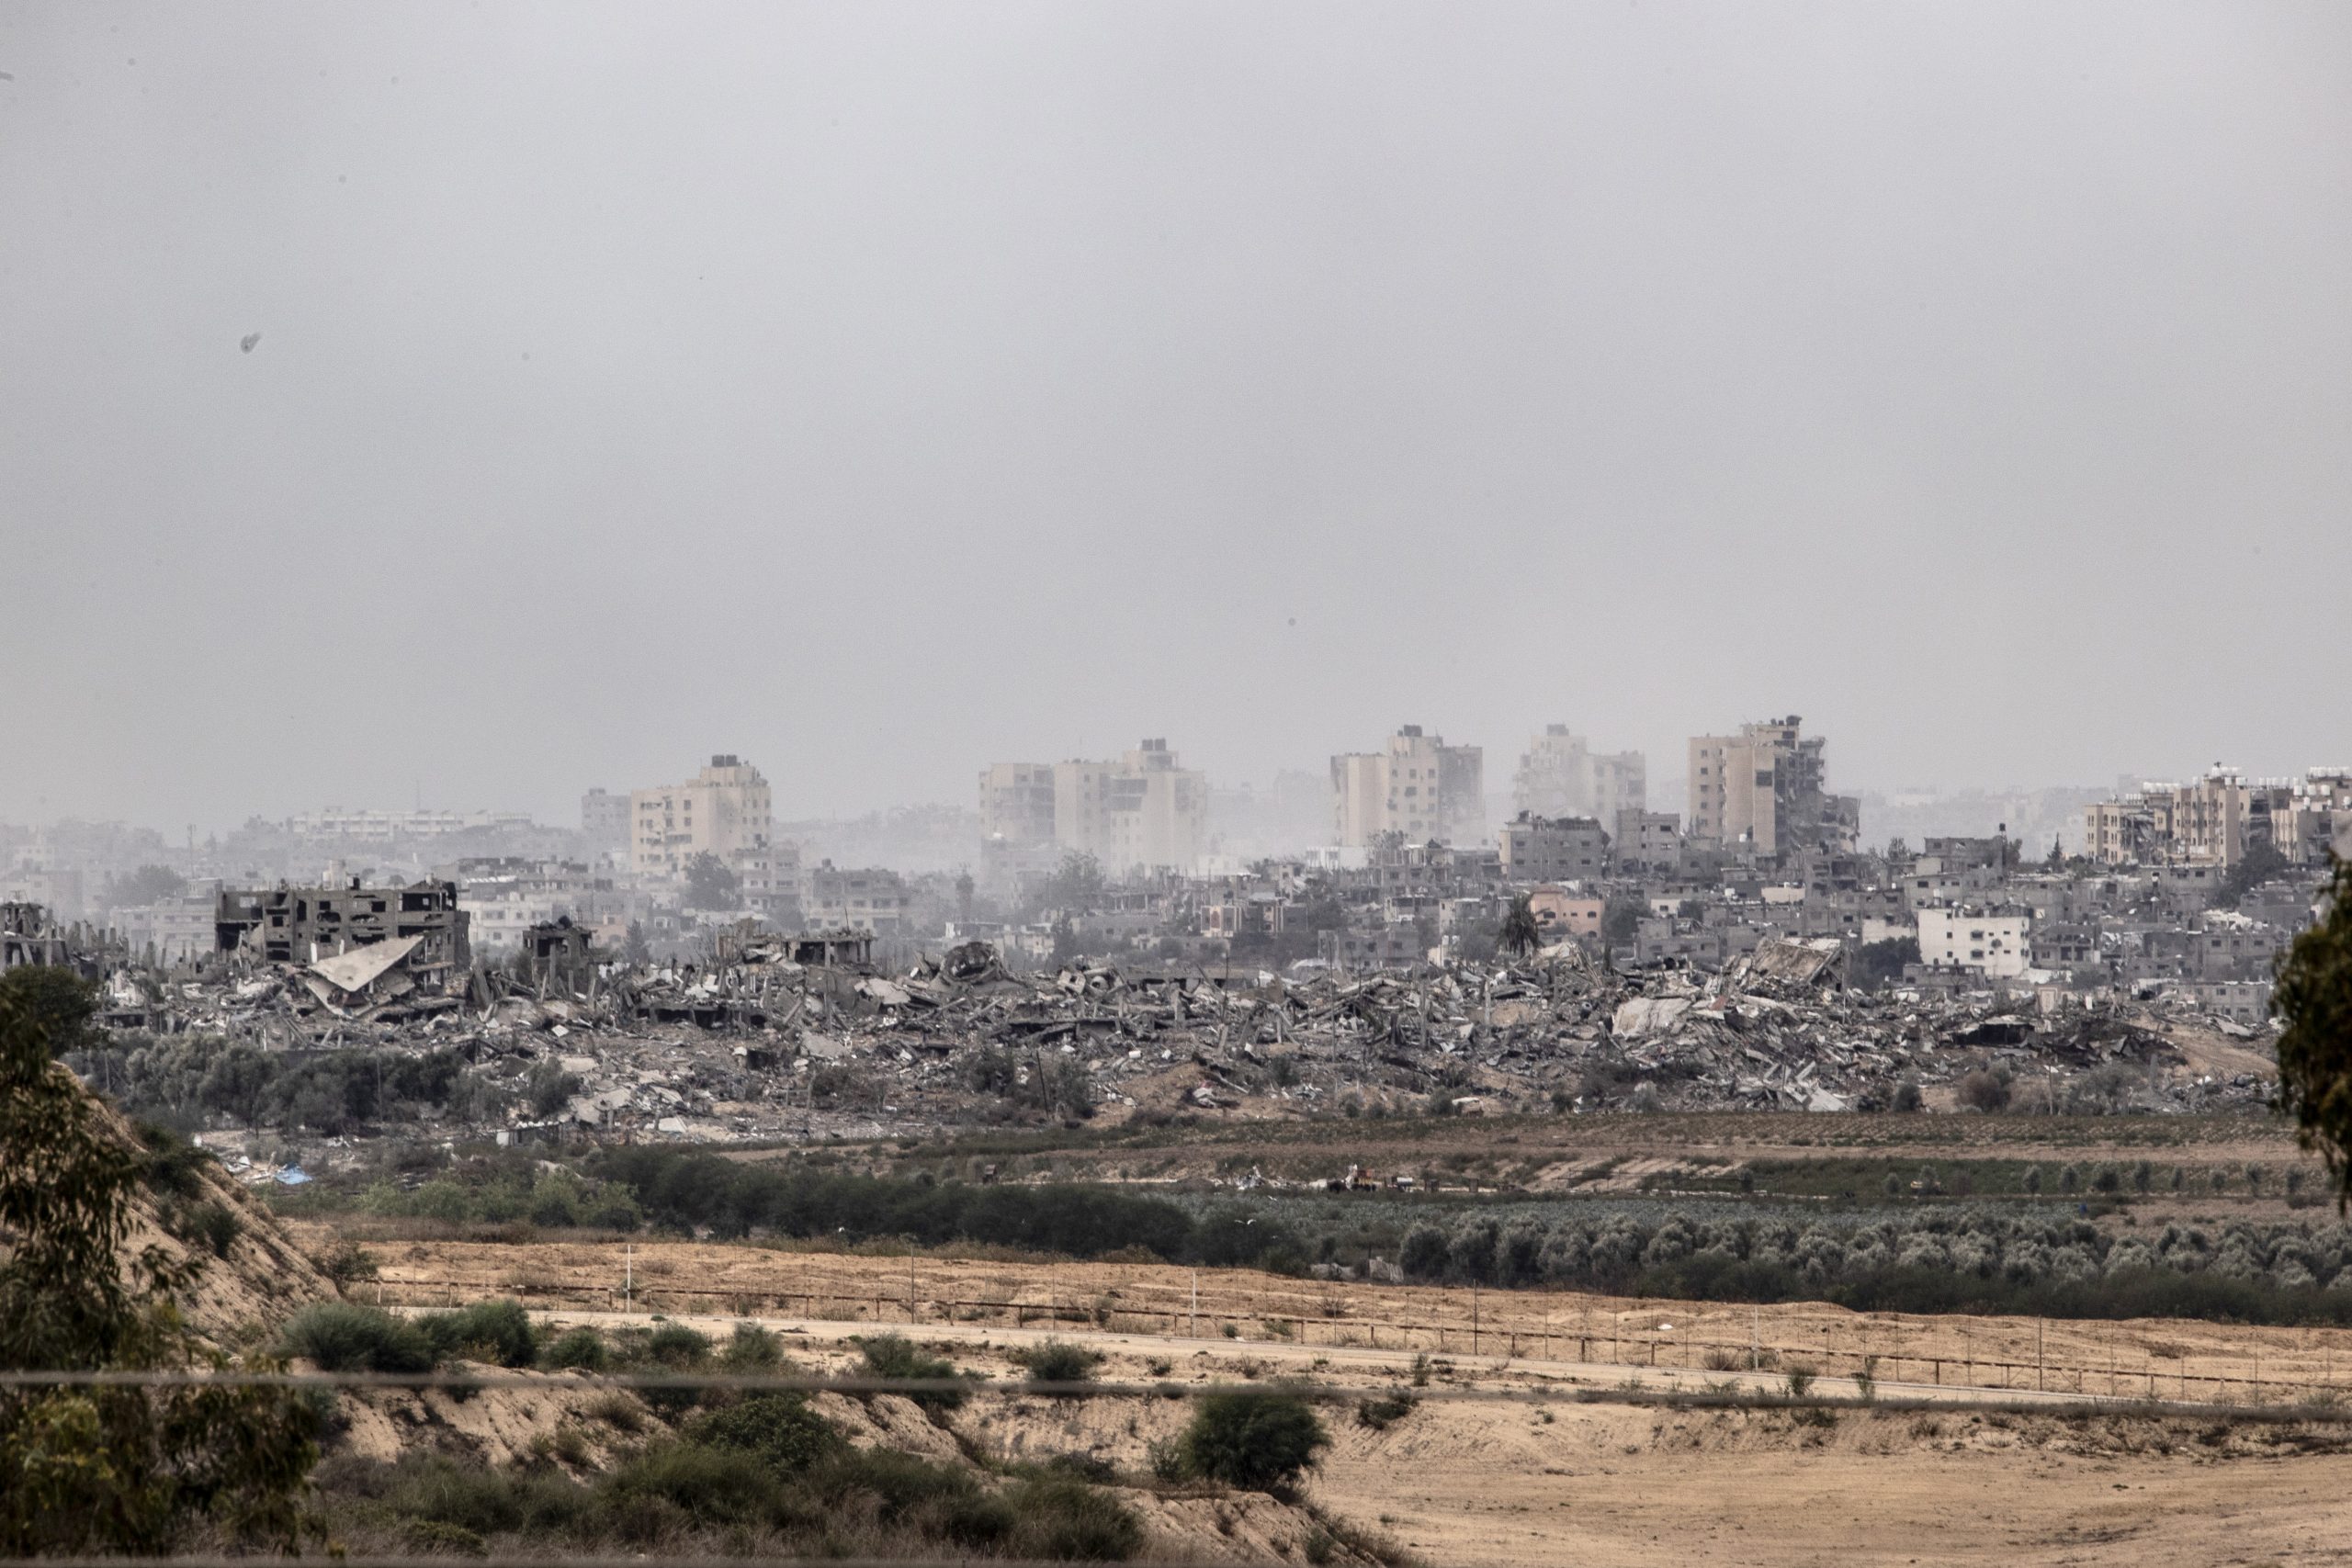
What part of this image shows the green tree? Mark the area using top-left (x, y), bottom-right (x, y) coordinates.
top-left (1601, 895), bottom-right (1647, 948)
top-left (623, 920), bottom-right (652, 965)
top-left (0, 987), bottom-right (316, 1552)
top-left (0, 966), bottom-right (100, 1059)
top-left (682, 852), bottom-right (741, 911)
top-left (1180, 1388), bottom-right (1329, 1490)
top-left (1853, 937), bottom-right (1921, 991)
top-left (106, 865), bottom-right (189, 908)
top-left (1034, 852), bottom-right (1108, 916)
top-left (2275, 857), bottom-right (2352, 1203)
top-left (1498, 895), bottom-right (1542, 960)
top-left (2216, 840), bottom-right (2290, 910)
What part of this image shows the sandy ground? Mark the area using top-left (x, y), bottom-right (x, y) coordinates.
top-left (310, 1228), bottom-right (2352, 1405)
top-left (386, 1296), bottom-right (2352, 1568)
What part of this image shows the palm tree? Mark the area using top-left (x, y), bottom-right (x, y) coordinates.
top-left (1498, 894), bottom-right (1542, 959)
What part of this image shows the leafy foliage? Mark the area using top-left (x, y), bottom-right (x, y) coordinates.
top-left (2216, 840), bottom-right (2291, 910)
top-left (1498, 895), bottom-right (1542, 959)
top-left (72, 1032), bottom-right (487, 1135)
top-left (1014, 1339), bottom-right (1104, 1393)
top-left (0, 985), bottom-right (317, 1553)
top-left (688, 1393), bottom-right (842, 1473)
top-left (1854, 937), bottom-right (1921, 991)
top-left (106, 864), bottom-right (190, 908)
top-left (0, 964), bottom-right (101, 1058)
top-left (853, 1333), bottom-right (970, 1415)
top-left (2277, 856), bottom-right (2352, 1203)
top-left (1180, 1388), bottom-right (1329, 1490)
top-left (682, 852), bottom-right (741, 911)
top-left (417, 1300), bottom-right (537, 1368)
top-left (279, 1304), bottom-right (436, 1374)
top-left (594, 1150), bottom-right (1208, 1261)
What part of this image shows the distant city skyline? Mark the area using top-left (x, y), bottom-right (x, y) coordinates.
top-left (5, 5), bottom-right (2346, 831)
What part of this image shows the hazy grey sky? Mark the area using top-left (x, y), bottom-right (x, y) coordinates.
top-left (4, 2), bottom-right (2346, 833)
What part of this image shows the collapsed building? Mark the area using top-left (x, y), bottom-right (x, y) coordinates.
top-left (214, 878), bottom-right (470, 974)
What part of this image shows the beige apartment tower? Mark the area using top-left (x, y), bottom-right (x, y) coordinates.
top-left (629, 754), bottom-right (773, 876)
top-left (979, 740), bottom-right (1207, 875)
top-left (1687, 716), bottom-right (1854, 859)
top-left (1330, 726), bottom-right (1486, 847)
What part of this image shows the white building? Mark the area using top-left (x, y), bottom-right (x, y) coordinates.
top-left (1916, 907), bottom-right (2032, 979)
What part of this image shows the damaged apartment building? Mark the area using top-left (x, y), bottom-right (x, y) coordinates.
top-left (1330, 725), bottom-right (1486, 848)
top-left (213, 878), bottom-right (470, 985)
top-left (978, 739), bottom-right (1209, 888)
top-left (1687, 715), bottom-right (1860, 862)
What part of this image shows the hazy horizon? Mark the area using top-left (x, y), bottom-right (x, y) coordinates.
top-left (6, 2), bottom-right (2347, 835)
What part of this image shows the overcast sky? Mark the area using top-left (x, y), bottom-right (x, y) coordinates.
top-left (3, 2), bottom-right (2346, 833)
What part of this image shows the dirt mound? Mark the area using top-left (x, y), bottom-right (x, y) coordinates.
top-left (72, 1090), bottom-right (344, 1342)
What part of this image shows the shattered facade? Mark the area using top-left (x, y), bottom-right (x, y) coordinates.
top-left (1510, 727), bottom-right (1645, 825)
top-left (1331, 726), bottom-right (1485, 848)
top-left (1687, 715), bottom-right (1859, 861)
top-left (979, 742), bottom-right (1207, 875)
top-left (214, 878), bottom-right (470, 976)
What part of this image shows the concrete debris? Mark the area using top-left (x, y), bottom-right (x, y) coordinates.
top-left (52, 908), bottom-right (2278, 1154)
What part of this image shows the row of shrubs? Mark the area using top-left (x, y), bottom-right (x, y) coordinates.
top-left (75, 1032), bottom-right (492, 1136)
top-left (1390, 1208), bottom-right (2352, 1324)
top-left (331, 1167), bottom-right (645, 1231)
top-left (288, 1303), bottom-right (1335, 1559)
top-left (591, 1149), bottom-right (1317, 1270)
top-left (311, 1392), bottom-right (1145, 1560)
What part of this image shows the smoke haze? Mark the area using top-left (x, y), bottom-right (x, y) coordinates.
top-left (3, 2), bottom-right (2346, 830)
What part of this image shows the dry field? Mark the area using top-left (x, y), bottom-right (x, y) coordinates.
top-left (389, 1283), bottom-right (2352, 1568)
top-left (303, 1225), bottom-right (2352, 1405)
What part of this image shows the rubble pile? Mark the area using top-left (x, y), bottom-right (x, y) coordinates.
top-left (83, 929), bottom-right (2276, 1145)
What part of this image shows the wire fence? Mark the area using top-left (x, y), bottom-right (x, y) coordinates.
top-left (358, 1272), bottom-right (2352, 1410)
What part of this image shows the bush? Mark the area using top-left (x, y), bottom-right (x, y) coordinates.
top-left (418, 1300), bottom-right (537, 1368)
top-left (281, 1303), bottom-right (436, 1373)
top-left (1180, 1389), bottom-right (1329, 1491)
top-left (635, 1321), bottom-right (716, 1417)
top-left (1016, 1339), bottom-right (1104, 1393)
top-left (1006, 1474), bottom-right (1144, 1560)
top-left (1354, 1390), bottom-right (1417, 1431)
top-left (399, 1517), bottom-right (488, 1557)
top-left (1955, 1069), bottom-right (2011, 1112)
top-left (542, 1326), bottom-right (611, 1372)
top-left (184, 1199), bottom-right (243, 1258)
top-left (689, 1393), bottom-right (842, 1473)
top-left (806, 1447), bottom-right (1006, 1546)
top-left (601, 1440), bottom-right (790, 1532)
top-left (1399, 1223), bottom-right (1450, 1280)
top-left (719, 1322), bottom-right (786, 1370)
top-left (1147, 1438), bottom-right (1190, 1483)
top-left (854, 1333), bottom-right (970, 1414)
